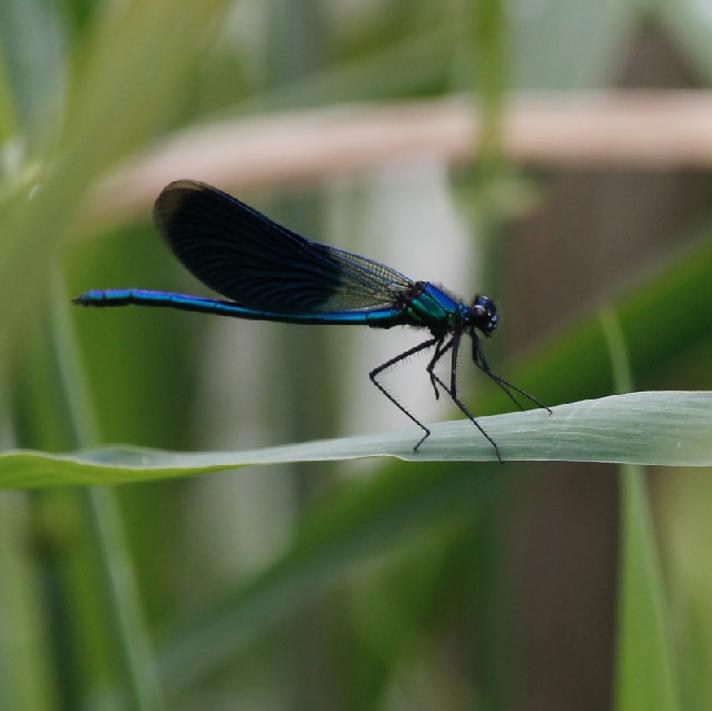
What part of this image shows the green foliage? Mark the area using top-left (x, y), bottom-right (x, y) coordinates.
top-left (2, 1), bottom-right (712, 709)
top-left (0, 390), bottom-right (711, 488)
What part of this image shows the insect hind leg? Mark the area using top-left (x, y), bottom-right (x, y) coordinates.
top-left (369, 336), bottom-right (439, 451)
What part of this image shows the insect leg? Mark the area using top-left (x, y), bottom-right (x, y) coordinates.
top-left (430, 331), bottom-right (503, 463)
top-left (369, 336), bottom-right (439, 451)
top-left (472, 337), bottom-right (552, 414)
top-left (425, 336), bottom-right (451, 399)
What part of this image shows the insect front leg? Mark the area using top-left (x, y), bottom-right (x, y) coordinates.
top-left (472, 336), bottom-right (552, 414)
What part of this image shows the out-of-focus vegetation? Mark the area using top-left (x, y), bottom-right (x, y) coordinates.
top-left (1, 1), bottom-right (712, 709)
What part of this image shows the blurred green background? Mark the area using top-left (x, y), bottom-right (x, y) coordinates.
top-left (1, 0), bottom-right (712, 709)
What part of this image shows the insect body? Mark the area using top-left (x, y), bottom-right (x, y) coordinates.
top-left (75, 180), bottom-right (549, 460)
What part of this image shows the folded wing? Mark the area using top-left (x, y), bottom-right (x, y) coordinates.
top-left (154, 180), bottom-right (413, 315)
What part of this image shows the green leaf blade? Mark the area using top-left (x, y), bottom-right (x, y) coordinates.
top-left (616, 464), bottom-right (681, 711)
top-left (0, 391), bottom-right (710, 489)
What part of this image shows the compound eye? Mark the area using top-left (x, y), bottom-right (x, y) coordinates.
top-left (471, 294), bottom-right (498, 334)
top-left (475, 295), bottom-right (495, 313)
top-left (472, 303), bottom-right (487, 319)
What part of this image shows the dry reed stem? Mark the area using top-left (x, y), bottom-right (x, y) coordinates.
top-left (83, 90), bottom-right (712, 229)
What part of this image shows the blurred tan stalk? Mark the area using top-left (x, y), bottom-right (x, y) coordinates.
top-left (83, 90), bottom-right (712, 230)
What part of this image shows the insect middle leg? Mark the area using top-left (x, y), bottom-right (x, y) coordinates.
top-left (369, 336), bottom-right (439, 451)
top-left (425, 336), bottom-right (452, 399)
top-left (429, 331), bottom-right (503, 463)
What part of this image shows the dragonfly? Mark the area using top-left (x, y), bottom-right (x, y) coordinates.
top-left (74, 180), bottom-right (549, 461)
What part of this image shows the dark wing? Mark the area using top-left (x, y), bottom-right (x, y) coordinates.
top-left (153, 180), bottom-right (413, 314)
